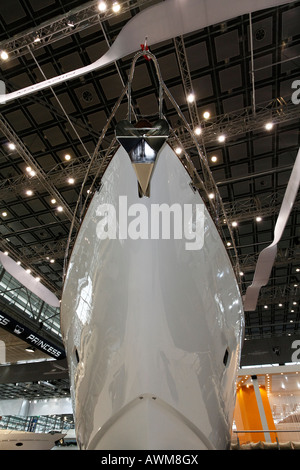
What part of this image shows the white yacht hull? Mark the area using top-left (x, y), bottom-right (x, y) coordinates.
top-left (61, 143), bottom-right (244, 450)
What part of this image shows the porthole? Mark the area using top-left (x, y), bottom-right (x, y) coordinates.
top-left (223, 348), bottom-right (230, 367)
top-left (74, 347), bottom-right (80, 364)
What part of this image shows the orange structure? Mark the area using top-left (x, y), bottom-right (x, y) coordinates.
top-left (234, 383), bottom-right (277, 445)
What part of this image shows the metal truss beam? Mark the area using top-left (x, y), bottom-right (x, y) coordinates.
top-left (239, 248), bottom-right (300, 273)
top-left (0, 0), bottom-right (152, 60)
top-left (173, 35), bottom-right (200, 130)
top-left (175, 97), bottom-right (300, 149)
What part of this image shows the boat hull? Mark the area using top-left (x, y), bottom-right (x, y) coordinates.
top-left (61, 143), bottom-right (244, 450)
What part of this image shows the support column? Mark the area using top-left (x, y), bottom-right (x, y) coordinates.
top-left (252, 375), bottom-right (271, 443)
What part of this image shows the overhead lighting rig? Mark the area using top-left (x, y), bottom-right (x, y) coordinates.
top-left (0, 0), bottom-right (149, 60)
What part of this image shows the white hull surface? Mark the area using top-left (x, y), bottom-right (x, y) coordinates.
top-left (0, 430), bottom-right (65, 450)
top-left (61, 143), bottom-right (244, 450)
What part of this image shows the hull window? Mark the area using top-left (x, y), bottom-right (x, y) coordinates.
top-left (223, 348), bottom-right (230, 367)
top-left (74, 348), bottom-right (80, 364)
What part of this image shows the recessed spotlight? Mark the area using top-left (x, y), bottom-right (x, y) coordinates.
top-left (64, 154), bottom-right (71, 161)
top-left (68, 177), bottom-right (75, 184)
top-left (50, 259), bottom-right (55, 264)
top-left (218, 134), bottom-right (226, 143)
top-left (175, 147), bottom-right (182, 155)
top-left (227, 241), bottom-right (231, 246)
top-left (112, 2), bottom-right (121, 12)
top-left (2, 211), bottom-right (7, 217)
top-left (256, 216), bottom-right (262, 222)
top-left (264, 305), bottom-right (268, 309)
top-left (51, 198), bottom-right (56, 204)
top-left (57, 206), bottom-right (63, 212)
top-left (26, 269), bottom-right (31, 274)
top-left (34, 36), bottom-right (41, 43)
top-left (26, 166), bottom-right (36, 176)
top-left (8, 142), bottom-right (16, 150)
top-left (279, 303), bottom-right (283, 307)
top-left (187, 93), bottom-right (195, 103)
top-left (194, 126), bottom-right (202, 136)
top-left (26, 190), bottom-right (33, 196)
top-left (239, 272), bottom-right (244, 276)
top-left (35, 277), bottom-right (41, 282)
top-left (296, 268), bottom-right (300, 272)
top-left (203, 111), bottom-right (210, 119)
top-left (17, 261), bottom-right (21, 265)
top-left (232, 221), bottom-right (238, 227)
top-left (211, 155), bottom-right (218, 163)
top-left (265, 122), bottom-right (273, 131)
top-left (4, 251), bottom-right (8, 256)
top-left (98, 1), bottom-right (107, 11)
top-left (0, 50), bottom-right (8, 61)
top-left (293, 301), bottom-right (297, 305)
top-left (208, 193), bottom-right (215, 199)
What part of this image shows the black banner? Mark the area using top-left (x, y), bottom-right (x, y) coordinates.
top-left (0, 310), bottom-right (66, 359)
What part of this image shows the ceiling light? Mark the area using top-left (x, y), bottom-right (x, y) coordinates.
top-left (218, 134), bottom-right (226, 143)
top-left (50, 259), bottom-right (55, 263)
top-left (34, 36), bottom-right (41, 43)
top-left (68, 177), bottom-right (75, 184)
top-left (2, 211), bottom-right (7, 217)
top-left (194, 126), bottom-right (202, 135)
top-left (26, 269), bottom-right (31, 274)
top-left (112, 2), bottom-right (121, 12)
top-left (227, 242), bottom-right (231, 246)
top-left (4, 251), bottom-right (8, 256)
top-left (203, 111), bottom-right (210, 119)
top-left (26, 166), bottom-right (36, 176)
top-left (35, 277), bottom-right (40, 282)
top-left (232, 221), bottom-right (238, 227)
top-left (265, 122), bottom-right (273, 131)
top-left (26, 346), bottom-right (35, 353)
top-left (175, 147), bottom-right (182, 155)
top-left (8, 142), bottom-right (16, 150)
top-left (296, 268), bottom-right (300, 272)
top-left (51, 198), bottom-right (56, 204)
top-left (26, 190), bottom-right (33, 196)
top-left (64, 154), bottom-right (71, 161)
top-left (0, 50), bottom-right (8, 61)
top-left (208, 193), bottom-right (215, 199)
top-left (279, 303), bottom-right (283, 307)
top-left (187, 93), bottom-right (195, 103)
top-left (211, 155), bottom-right (218, 163)
top-left (293, 301), bottom-right (297, 305)
top-left (239, 272), bottom-right (244, 276)
top-left (98, 1), bottom-right (107, 11)
top-left (264, 305), bottom-right (268, 309)
top-left (256, 216), bottom-right (262, 222)
top-left (17, 261), bottom-right (21, 265)
top-left (57, 206), bottom-right (63, 212)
